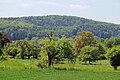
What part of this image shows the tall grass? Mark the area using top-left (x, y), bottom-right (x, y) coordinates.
top-left (0, 59), bottom-right (38, 70)
top-left (0, 59), bottom-right (120, 80)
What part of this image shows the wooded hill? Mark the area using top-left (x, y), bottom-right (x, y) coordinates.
top-left (0, 15), bottom-right (120, 40)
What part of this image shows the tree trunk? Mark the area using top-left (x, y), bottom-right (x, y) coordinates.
top-left (12, 55), bottom-right (15, 58)
top-left (88, 54), bottom-right (91, 64)
top-left (21, 54), bottom-right (24, 59)
top-left (33, 55), bottom-right (38, 59)
top-left (88, 58), bottom-right (91, 64)
top-left (35, 56), bottom-right (38, 59)
top-left (21, 52), bottom-right (24, 59)
top-left (48, 56), bottom-right (52, 67)
top-left (28, 55), bottom-right (31, 59)
top-left (114, 66), bottom-right (117, 70)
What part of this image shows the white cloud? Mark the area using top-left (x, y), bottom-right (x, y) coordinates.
top-left (105, 16), bottom-right (120, 24)
top-left (96, 16), bottom-right (120, 24)
top-left (66, 4), bottom-right (90, 10)
top-left (20, 3), bottom-right (33, 8)
top-left (0, 0), bottom-right (12, 3)
top-left (39, 1), bottom-right (58, 6)
top-left (19, 1), bottom-right (58, 9)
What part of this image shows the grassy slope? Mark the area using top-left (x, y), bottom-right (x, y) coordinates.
top-left (0, 59), bottom-right (120, 80)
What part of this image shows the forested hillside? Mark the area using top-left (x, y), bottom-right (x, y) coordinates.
top-left (0, 15), bottom-right (120, 40)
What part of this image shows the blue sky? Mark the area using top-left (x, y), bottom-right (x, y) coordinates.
top-left (0, 0), bottom-right (120, 24)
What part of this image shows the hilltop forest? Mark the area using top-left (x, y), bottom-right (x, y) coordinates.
top-left (0, 15), bottom-right (120, 41)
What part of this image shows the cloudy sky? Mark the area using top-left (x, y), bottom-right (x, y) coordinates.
top-left (0, 0), bottom-right (120, 24)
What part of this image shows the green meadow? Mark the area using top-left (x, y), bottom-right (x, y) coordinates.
top-left (0, 59), bottom-right (120, 80)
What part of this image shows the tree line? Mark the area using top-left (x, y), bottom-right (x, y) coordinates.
top-left (0, 15), bottom-right (120, 41)
top-left (0, 31), bottom-right (120, 70)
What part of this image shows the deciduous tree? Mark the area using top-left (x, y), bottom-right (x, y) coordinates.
top-left (107, 46), bottom-right (120, 70)
top-left (74, 30), bottom-right (96, 53)
top-left (79, 46), bottom-right (99, 64)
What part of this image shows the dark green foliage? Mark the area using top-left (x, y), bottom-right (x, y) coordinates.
top-left (40, 33), bottom-right (60, 67)
top-left (107, 46), bottom-right (120, 70)
top-left (104, 38), bottom-right (120, 48)
top-left (0, 49), bottom-right (8, 60)
top-left (0, 31), bottom-right (11, 60)
top-left (0, 32), bottom-right (7, 48)
top-left (79, 46), bottom-right (99, 64)
top-left (5, 40), bottom-right (40, 59)
top-left (6, 47), bottom-right (20, 58)
top-left (0, 15), bottom-right (120, 41)
top-left (0, 48), bottom-right (3, 56)
top-left (95, 42), bottom-right (107, 59)
top-left (110, 56), bottom-right (120, 70)
top-left (40, 33), bottom-right (76, 67)
top-left (57, 37), bottom-right (76, 64)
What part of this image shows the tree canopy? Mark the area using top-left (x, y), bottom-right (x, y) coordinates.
top-left (107, 46), bottom-right (120, 70)
top-left (0, 15), bottom-right (120, 41)
top-left (74, 31), bottom-right (96, 53)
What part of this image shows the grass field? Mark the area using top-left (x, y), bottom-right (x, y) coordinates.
top-left (0, 69), bottom-right (120, 80)
top-left (0, 59), bottom-right (120, 80)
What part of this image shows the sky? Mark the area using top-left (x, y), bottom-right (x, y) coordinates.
top-left (0, 0), bottom-right (120, 24)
